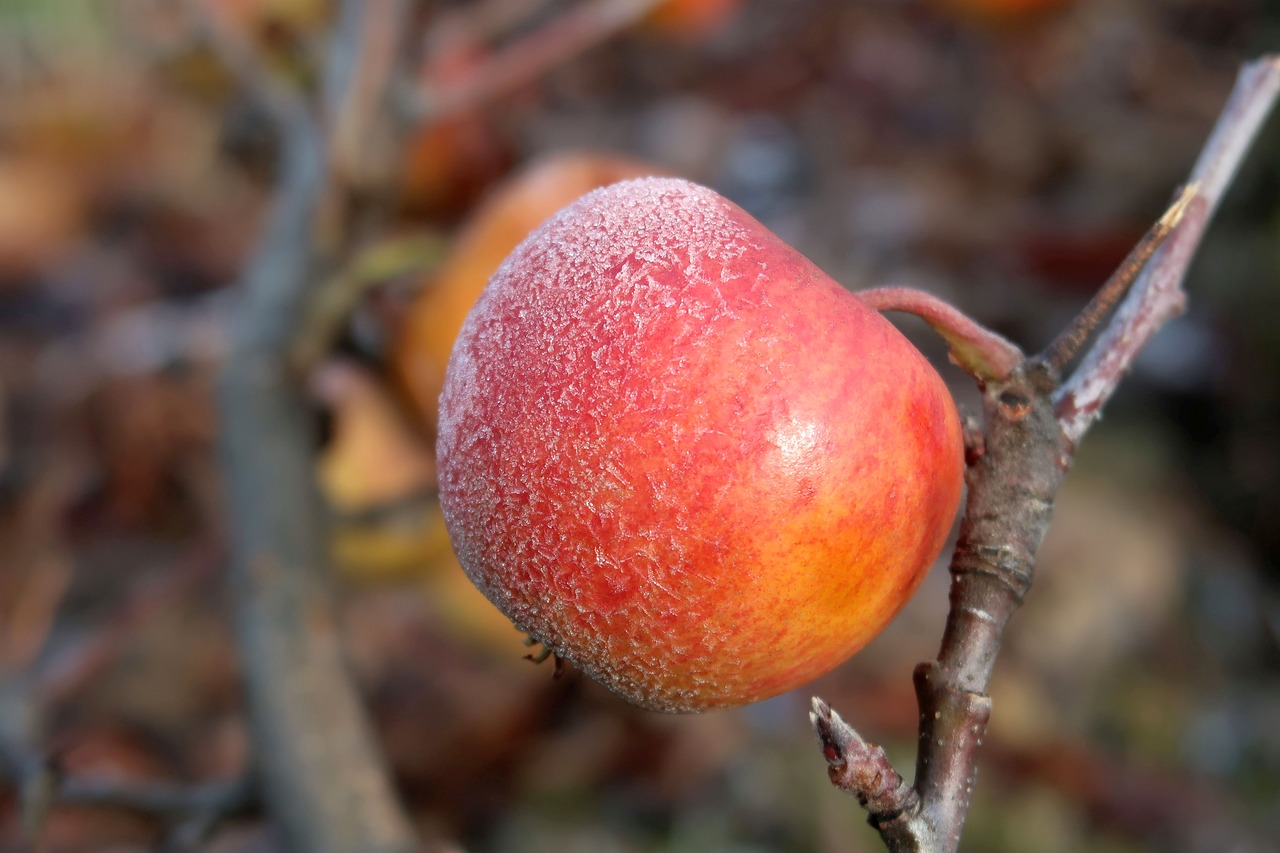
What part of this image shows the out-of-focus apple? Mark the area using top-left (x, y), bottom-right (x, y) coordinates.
top-left (642, 0), bottom-right (743, 39)
top-left (435, 178), bottom-right (964, 711)
top-left (934, 0), bottom-right (1074, 25)
top-left (0, 156), bottom-right (85, 277)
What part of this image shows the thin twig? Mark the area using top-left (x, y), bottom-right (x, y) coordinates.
top-left (59, 774), bottom-right (254, 822)
top-left (862, 362), bottom-right (1062, 853)
top-left (1040, 183), bottom-right (1199, 372)
top-left (426, 0), bottom-right (559, 50)
top-left (323, 0), bottom-right (410, 192)
top-left (810, 698), bottom-right (917, 817)
top-left (405, 0), bottom-right (666, 123)
top-left (1057, 57), bottom-right (1280, 446)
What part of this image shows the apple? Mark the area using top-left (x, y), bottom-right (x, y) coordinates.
top-left (436, 177), bottom-right (964, 711)
top-left (642, 0), bottom-right (743, 38)
top-left (933, 0), bottom-right (1074, 25)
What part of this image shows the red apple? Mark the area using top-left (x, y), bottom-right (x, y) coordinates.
top-left (642, 0), bottom-right (743, 38)
top-left (436, 178), bottom-right (964, 711)
top-left (933, 0), bottom-right (1075, 25)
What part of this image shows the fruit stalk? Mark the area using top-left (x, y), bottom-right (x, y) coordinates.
top-left (812, 56), bottom-right (1280, 853)
top-left (855, 286), bottom-right (1024, 382)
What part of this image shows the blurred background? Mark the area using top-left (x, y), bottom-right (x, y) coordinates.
top-left (1, 0), bottom-right (1278, 850)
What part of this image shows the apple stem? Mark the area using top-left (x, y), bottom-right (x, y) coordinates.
top-left (812, 56), bottom-right (1280, 853)
top-left (855, 287), bottom-right (1025, 382)
top-left (1039, 183), bottom-right (1199, 373)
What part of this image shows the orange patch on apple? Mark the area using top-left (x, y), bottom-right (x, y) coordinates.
top-left (433, 178), bottom-right (964, 711)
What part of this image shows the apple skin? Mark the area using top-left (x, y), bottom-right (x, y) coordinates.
top-left (437, 177), bottom-right (964, 712)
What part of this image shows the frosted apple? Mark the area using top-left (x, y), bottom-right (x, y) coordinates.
top-left (436, 177), bottom-right (964, 712)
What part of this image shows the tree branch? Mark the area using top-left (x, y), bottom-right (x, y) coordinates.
top-left (215, 2), bottom-right (418, 850)
top-left (811, 55), bottom-right (1280, 853)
